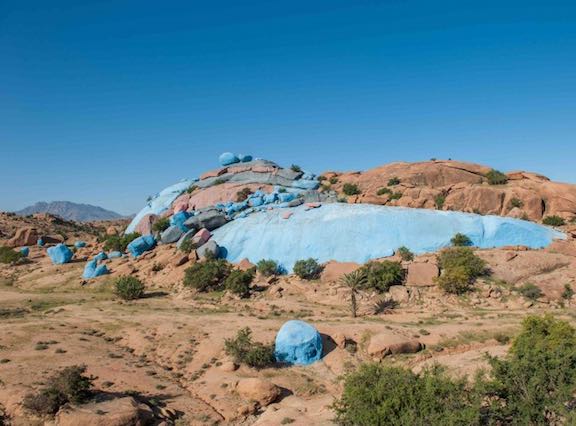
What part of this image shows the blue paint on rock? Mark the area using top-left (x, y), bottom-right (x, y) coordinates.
top-left (275, 320), bottom-right (323, 365)
top-left (47, 244), bottom-right (74, 265)
top-left (127, 235), bottom-right (156, 257)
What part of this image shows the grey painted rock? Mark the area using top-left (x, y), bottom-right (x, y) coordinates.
top-left (197, 240), bottom-right (220, 259)
top-left (184, 210), bottom-right (228, 231)
top-left (160, 225), bottom-right (184, 244)
top-left (176, 229), bottom-right (196, 249)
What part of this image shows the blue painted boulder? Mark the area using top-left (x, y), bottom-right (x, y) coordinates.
top-left (219, 152), bottom-right (240, 166)
top-left (47, 244), bottom-right (74, 265)
top-left (239, 154), bottom-right (253, 162)
top-left (37, 238), bottom-right (45, 247)
top-left (20, 247), bottom-right (30, 257)
top-left (74, 241), bottom-right (87, 248)
top-left (82, 259), bottom-right (109, 279)
top-left (108, 251), bottom-right (123, 259)
top-left (94, 252), bottom-right (108, 262)
top-left (127, 235), bottom-right (156, 257)
top-left (170, 211), bottom-right (191, 232)
top-left (274, 320), bottom-right (323, 365)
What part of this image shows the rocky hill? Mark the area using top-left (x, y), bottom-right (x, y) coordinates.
top-left (16, 201), bottom-right (123, 222)
top-left (324, 160), bottom-right (576, 221)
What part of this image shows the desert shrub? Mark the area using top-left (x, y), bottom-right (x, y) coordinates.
top-left (485, 169), bottom-right (508, 185)
top-left (293, 258), bottom-right (323, 280)
top-left (396, 246), bottom-right (414, 261)
top-left (376, 187), bottom-right (391, 196)
top-left (102, 232), bottom-right (140, 252)
top-left (509, 197), bottom-right (524, 209)
top-left (451, 233), bottom-right (473, 247)
top-left (257, 259), bottom-right (279, 276)
top-left (542, 215), bottom-right (566, 227)
top-left (290, 164), bottom-right (302, 173)
top-left (183, 259), bottom-right (232, 292)
top-left (436, 266), bottom-right (473, 294)
top-left (213, 178), bottom-right (226, 185)
top-left (114, 276), bottom-right (145, 300)
top-left (236, 187), bottom-right (253, 202)
top-left (516, 282), bottom-right (543, 301)
top-left (224, 327), bottom-right (275, 369)
top-left (186, 184), bottom-right (198, 194)
top-left (342, 183), bottom-right (361, 196)
top-left (387, 177), bottom-right (400, 186)
top-left (329, 176), bottom-right (339, 185)
top-left (23, 365), bottom-right (94, 416)
top-left (434, 194), bottom-right (446, 209)
top-left (0, 246), bottom-right (23, 264)
top-left (562, 284), bottom-right (574, 300)
top-left (486, 315), bottom-right (576, 424)
top-left (179, 238), bottom-right (197, 253)
top-left (437, 247), bottom-right (486, 278)
top-left (151, 217), bottom-right (170, 234)
top-left (224, 269), bottom-right (254, 298)
top-left (358, 261), bottom-right (404, 292)
top-left (333, 364), bottom-right (481, 425)
top-left (389, 192), bottom-right (402, 200)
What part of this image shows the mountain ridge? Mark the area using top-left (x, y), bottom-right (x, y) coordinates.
top-left (15, 201), bottom-right (123, 222)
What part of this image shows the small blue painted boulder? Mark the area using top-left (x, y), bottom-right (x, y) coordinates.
top-left (274, 320), bottom-right (323, 365)
top-left (94, 252), bottom-right (108, 262)
top-left (108, 251), bottom-right (123, 259)
top-left (238, 154), bottom-right (253, 162)
top-left (20, 247), bottom-right (30, 257)
top-left (74, 241), bottom-right (86, 248)
top-left (127, 235), bottom-right (156, 257)
top-left (37, 238), bottom-right (45, 247)
top-left (219, 152), bottom-right (240, 166)
top-left (47, 244), bottom-right (74, 265)
top-left (82, 259), bottom-right (109, 279)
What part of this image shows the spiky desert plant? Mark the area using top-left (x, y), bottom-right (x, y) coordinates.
top-left (340, 270), bottom-right (368, 318)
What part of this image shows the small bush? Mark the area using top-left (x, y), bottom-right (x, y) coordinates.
top-left (186, 184), bottom-right (198, 194)
top-left (396, 246), bottom-right (414, 262)
top-left (114, 276), bottom-right (145, 300)
top-left (437, 247), bottom-right (486, 279)
top-left (293, 258), bottom-right (323, 280)
top-left (436, 266), bottom-right (473, 294)
top-left (224, 327), bottom-right (275, 369)
top-left (562, 284), bottom-right (574, 300)
top-left (236, 187), bottom-right (253, 202)
top-left (224, 269), bottom-right (254, 298)
top-left (451, 233), bottom-right (472, 247)
top-left (387, 177), bottom-right (400, 186)
top-left (517, 283), bottom-right (543, 301)
top-left (257, 259), bottom-right (279, 276)
top-left (102, 232), bottom-right (140, 252)
top-left (389, 192), bottom-right (402, 200)
top-left (213, 178), bottom-right (226, 185)
top-left (183, 259), bottom-right (232, 292)
top-left (329, 176), bottom-right (339, 185)
top-left (290, 164), bottom-right (302, 173)
top-left (179, 238), bottom-right (197, 253)
top-left (542, 215), bottom-right (566, 227)
top-left (376, 187), bottom-right (392, 196)
top-left (342, 183), bottom-right (361, 196)
top-left (23, 365), bottom-right (94, 416)
top-left (509, 197), bottom-right (524, 209)
top-left (485, 169), bottom-right (508, 185)
top-left (151, 217), bottom-right (170, 234)
top-left (434, 194), bottom-right (446, 209)
top-left (358, 261), bottom-right (404, 292)
top-left (0, 246), bottom-right (23, 264)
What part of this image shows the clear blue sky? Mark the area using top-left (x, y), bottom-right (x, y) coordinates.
top-left (1, 1), bottom-right (575, 215)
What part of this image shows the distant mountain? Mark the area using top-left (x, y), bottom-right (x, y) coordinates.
top-left (15, 201), bottom-right (123, 222)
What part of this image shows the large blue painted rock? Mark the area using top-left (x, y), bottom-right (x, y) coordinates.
top-left (275, 320), bottom-right (323, 365)
top-left (47, 244), bottom-right (74, 265)
top-left (219, 152), bottom-right (240, 166)
top-left (127, 235), bottom-right (156, 257)
top-left (82, 259), bottom-right (109, 279)
top-left (20, 247), bottom-right (30, 257)
top-left (170, 211), bottom-right (191, 232)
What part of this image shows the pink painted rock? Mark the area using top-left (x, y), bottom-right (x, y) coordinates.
top-left (172, 193), bottom-right (191, 213)
top-left (192, 228), bottom-right (211, 246)
top-left (134, 214), bottom-right (157, 236)
top-left (305, 202), bottom-right (321, 209)
top-left (282, 212), bottom-right (293, 219)
top-left (201, 167), bottom-right (228, 180)
top-left (406, 262), bottom-right (439, 287)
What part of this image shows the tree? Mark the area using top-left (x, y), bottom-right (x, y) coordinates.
top-left (339, 270), bottom-right (367, 318)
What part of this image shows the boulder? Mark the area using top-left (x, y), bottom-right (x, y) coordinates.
top-left (134, 213), bottom-right (157, 236)
top-left (237, 258), bottom-right (255, 271)
top-left (7, 227), bottom-right (38, 247)
top-left (173, 254), bottom-right (189, 267)
top-left (367, 333), bottom-right (423, 359)
top-left (170, 211), bottom-right (191, 231)
top-left (94, 251), bottom-right (108, 262)
top-left (127, 235), bottom-right (156, 257)
top-left (236, 378), bottom-right (280, 406)
top-left (55, 396), bottom-right (154, 426)
top-left (160, 225), bottom-right (184, 244)
top-left (74, 240), bottom-right (87, 248)
top-left (387, 285), bottom-right (410, 303)
top-left (43, 234), bottom-right (66, 244)
top-left (108, 251), bottom-right (123, 259)
top-left (275, 320), bottom-right (323, 365)
top-left (47, 244), bottom-right (74, 265)
top-left (106, 226), bottom-right (119, 236)
top-left (19, 247), bottom-right (30, 257)
top-left (184, 210), bottom-right (228, 231)
top-left (197, 240), bottom-right (220, 259)
top-left (321, 261), bottom-right (360, 283)
top-left (83, 259), bottom-right (109, 279)
top-left (219, 152), bottom-right (240, 166)
top-left (406, 262), bottom-right (439, 287)
top-left (239, 154), bottom-right (253, 162)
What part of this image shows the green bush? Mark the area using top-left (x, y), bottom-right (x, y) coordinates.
top-left (151, 217), bottom-right (170, 234)
top-left (437, 247), bottom-right (486, 278)
top-left (236, 187), bottom-right (253, 202)
top-left (562, 284), bottom-right (574, 300)
top-left (358, 261), bottom-right (404, 292)
top-left (186, 184), bottom-right (198, 194)
top-left (333, 364), bottom-right (481, 425)
top-left (290, 164), bottom-right (302, 173)
top-left (485, 169), bottom-right (508, 185)
top-left (224, 269), bottom-right (254, 298)
top-left (23, 365), bottom-right (94, 416)
top-left (451, 233), bottom-right (473, 247)
top-left (486, 315), bottom-right (576, 424)
top-left (436, 266), bottom-right (473, 294)
top-left (389, 192), bottom-right (402, 200)
top-left (0, 246), bottom-right (24, 264)
top-left (114, 276), bottom-right (145, 300)
top-left (293, 258), bottom-right (323, 280)
top-left (387, 177), bottom-right (400, 186)
top-left (224, 327), bottom-right (275, 369)
top-left (542, 215), bottom-right (566, 227)
top-left (342, 183), bottom-right (361, 196)
top-left (517, 282), bottom-right (543, 301)
top-left (183, 259), bottom-right (232, 292)
top-left (396, 246), bottom-right (414, 261)
top-left (434, 194), bottom-right (446, 209)
top-left (102, 232), bottom-right (140, 252)
top-left (376, 187), bottom-right (392, 196)
top-left (509, 197), bottom-right (524, 209)
top-left (257, 259), bottom-right (279, 276)
top-left (329, 176), bottom-right (339, 185)
top-left (179, 237), bottom-right (197, 253)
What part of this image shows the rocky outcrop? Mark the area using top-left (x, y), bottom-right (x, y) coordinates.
top-left (367, 333), bottom-right (423, 359)
top-left (6, 227), bottom-right (38, 247)
top-left (55, 396), bottom-right (154, 426)
top-left (236, 378), bottom-right (281, 407)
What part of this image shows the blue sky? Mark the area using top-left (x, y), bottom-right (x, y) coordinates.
top-left (1, 1), bottom-right (575, 215)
